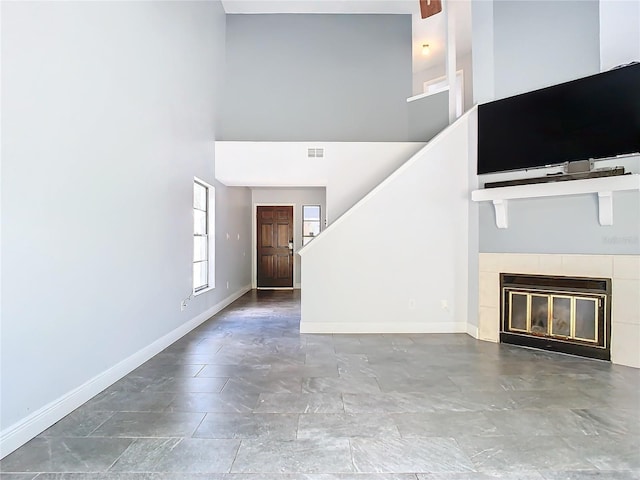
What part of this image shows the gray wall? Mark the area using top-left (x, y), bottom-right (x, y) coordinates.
top-left (1, 1), bottom-right (251, 439)
top-left (479, 191), bottom-right (640, 255)
top-left (493, 0), bottom-right (600, 99)
top-left (473, 0), bottom-right (600, 103)
top-left (220, 14), bottom-right (412, 141)
top-left (471, 0), bottom-right (495, 105)
top-left (407, 91), bottom-right (449, 142)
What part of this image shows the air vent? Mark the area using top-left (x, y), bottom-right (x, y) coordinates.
top-left (307, 148), bottom-right (324, 158)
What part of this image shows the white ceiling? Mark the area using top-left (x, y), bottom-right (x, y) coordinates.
top-left (221, 0), bottom-right (472, 74)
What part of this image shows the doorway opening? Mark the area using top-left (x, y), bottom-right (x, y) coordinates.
top-left (256, 205), bottom-right (294, 289)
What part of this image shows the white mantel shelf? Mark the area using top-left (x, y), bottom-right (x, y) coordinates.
top-left (471, 174), bottom-right (640, 228)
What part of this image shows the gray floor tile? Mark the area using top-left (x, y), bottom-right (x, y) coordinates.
top-left (509, 390), bottom-right (605, 410)
top-left (393, 412), bottom-right (499, 438)
top-left (335, 354), bottom-right (377, 377)
top-left (131, 364), bottom-right (205, 378)
top-left (561, 435), bottom-right (640, 470)
top-left (149, 352), bottom-right (223, 365)
top-left (417, 473), bottom-right (545, 479)
top-left (231, 438), bottom-right (354, 474)
top-left (90, 411), bottom-right (205, 437)
top-left (540, 471), bottom-right (640, 479)
top-left (302, 377), bottom-right (381, 394)
top-left (351, 437), bottom-right (475, 473)
top-left (0, 474), bottom-right (39, 480)
top-left (448, 375), bottom-right (536, 392)
top-left (32, 475), bottom-right (226, 480)
top-left (0, 437), bottom-right (132, 473)
top-left (483, 409), bottom-right (602, 436)
top-left (427, 391), bottom-right (517, 412)
top-left (245, 475), bottom-right (420, 480)
top-left (82, 391), bottom-right (176, 412)
top-left (376, 375), bottom-right (461, 394)
top-left (254, 393), bottom-right (344, 413)
top-left (297, 413), bottom-right (401, 439)
top-left (222, 376), bottom-right (303, 395)
top-left (570, 407), bottom-right (640, 435)
top-left (38, 410), bottom-right (114, 437)
top-left (193, 413), bottom-right (298, 439)
top-left (197, 364), bottom-right (272, 378)
top-left (456, 435), bottom-right (594, 472)
top-left (343, 393), bottom-right (436, 414)
top-left (109, 438), bottom-right (240, 473)
top-left (269, 364), bottom-right (340, 378)
top-left (165, 392), bottom-right (259, 413)
top-left (142, 376), bottom-right (229, 393)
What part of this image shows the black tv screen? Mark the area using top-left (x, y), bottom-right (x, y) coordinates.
top-left (477, 63), bottom-right (640, 175)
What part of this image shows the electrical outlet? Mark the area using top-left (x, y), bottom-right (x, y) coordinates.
top-left (226, 281), bottom-right (229, 289)
top-left (441, 299), bottom-right (449, 310)
top-left (408, 298), bottom-right (416, 310)
top-left (180, 300), bottom-right (187, 311)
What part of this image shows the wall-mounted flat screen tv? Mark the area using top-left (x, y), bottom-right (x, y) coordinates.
top-left (477, 63), bottom-right (640, 175)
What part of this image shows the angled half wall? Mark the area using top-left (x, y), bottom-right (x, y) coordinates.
top-left (299, 109), bottom-right (478, 334)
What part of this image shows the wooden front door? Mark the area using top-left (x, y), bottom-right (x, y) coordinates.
top-left (257, 206), bottom-right (294, 288)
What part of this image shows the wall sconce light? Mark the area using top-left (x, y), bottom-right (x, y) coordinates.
top-left (422, 44), bottom-right (430, 55)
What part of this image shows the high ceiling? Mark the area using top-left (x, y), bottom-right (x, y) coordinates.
top-left (220, 0), bottom-right (472, 74)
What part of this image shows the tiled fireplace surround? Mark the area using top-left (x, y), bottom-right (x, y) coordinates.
top-left (478, 253), bottom-right (640, 368)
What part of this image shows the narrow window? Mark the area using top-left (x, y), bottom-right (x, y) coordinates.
top-left (302, 205), bottom-right (321, 245)
top-left (193, 179), bottom-right (214, 292)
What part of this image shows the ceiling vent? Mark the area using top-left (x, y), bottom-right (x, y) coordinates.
top-left (307, 147), bottom-right (324, 158)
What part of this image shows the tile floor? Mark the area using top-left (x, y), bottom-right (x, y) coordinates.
top-left (1, 289), bottom-right (639, 479)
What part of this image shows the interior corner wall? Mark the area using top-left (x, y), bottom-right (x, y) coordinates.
top-left (251, 187), bottom-right (327, 288)
top-left (220, 14), bottom-right (412, 141)
top-left (1, 0), bottom-right (251, 456)
top-left (599, 0), bottom-right (640, 71)
top-left (492, 0), bottom-right (600, 100)
top-left (472, 0), bottom-right (600, 104)
top-left (471, 0), bottom-right (495, 105)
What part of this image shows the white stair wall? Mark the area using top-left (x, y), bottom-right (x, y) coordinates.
top-left (299, 108), bottom-right (478, 334)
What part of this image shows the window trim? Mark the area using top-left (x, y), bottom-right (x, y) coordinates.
top-left (193, 177), bottom-right (215, 295)
top-left (302, 204), bottom-right (321, 246)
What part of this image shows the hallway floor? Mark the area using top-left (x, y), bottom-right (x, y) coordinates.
top-left (1, 289), bottom-right (639, 479)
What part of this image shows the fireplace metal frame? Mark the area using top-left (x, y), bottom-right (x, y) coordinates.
top-left (500, 273), bottom-right (612, 361)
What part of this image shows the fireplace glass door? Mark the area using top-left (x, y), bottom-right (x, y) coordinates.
top-left (500, 274), bottom-right (610, 360)
top-left (506, 290), bottom-right (600, 344)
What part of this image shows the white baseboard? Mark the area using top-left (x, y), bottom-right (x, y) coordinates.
top-left (299, 321), bottom-right (468, 334)
top-left (466, 323), bottom-right (479, 339)
top-left (0, 284), bottom-right (251, 459)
